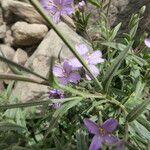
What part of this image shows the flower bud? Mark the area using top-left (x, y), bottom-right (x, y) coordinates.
top-left (78, 1), bottom-right (86, 12)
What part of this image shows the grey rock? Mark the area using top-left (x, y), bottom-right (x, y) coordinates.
top-left (0, 44), bottom-right (15, 73)
top-left (0, 0), bottom-right (47, 25)
top-left (0, 81), bottom-right (4, 92)
top-left (0, 24), bottom-right (7, 39)
top-left (12, 22), bottom-right (91, 102)
top-left (0, 7), bottom-right (3, 25)
top-left (11, 21), bottom-right (48, 46)
top-left (13, 48), bottom-right (28, 65)
top-left (4, 30), bottom-right (14, 46)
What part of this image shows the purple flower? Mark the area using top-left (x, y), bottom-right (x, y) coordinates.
top-left (68, 44), bottom-right (104, 80)
top-left (48, 89), bottom-right (64, 108)
top-left (78, 1), bottom-right (86, 12)
top-left (53, 61), bottom-right (81, 85)
top-left (84, 118), bottom-right (123, 150)
top-left (40, 0), bottom-right (74, 23)
top-left (144, 38), bottom-right (150, 48)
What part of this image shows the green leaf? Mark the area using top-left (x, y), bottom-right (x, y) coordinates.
top-left (137, 116), bottom-right (150, 132)
top-left (101, 42), bottom-right (126, 51)
top-left (110, 23), bottom-right (122, 40)
top-left (102, 43), bottom-right (133, 92)
top-left (88, 0), bottom-right (101, 8)
top-left (76, 129), bottom-right (88, 150)
top-left (126, 98), bottom-right (150, 122)
top-left (130, 120), bottom-right (150, 140)
top-left (45, 99), bottom-right (82, 137)
top-left (0, 122), bottom-right (26, 132)
top-left (53, 134), bottom-right (64, 150)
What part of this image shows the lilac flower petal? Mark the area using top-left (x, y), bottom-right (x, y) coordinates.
top-left (68, 58), bottom-right (83, 68)
top-left (62, 7), bottom-right (74, 15)
top-left (85, 74), bottom-right (92, 80)
top-left (69, 72), bottom-right (81, 83)
top-left (59, 77), bottom-right (68, 85)
top-left (75, 44), bottom-right (89, 55)
top-left (63, 61), bottom-right (72, 74)
top-left (40, 0), bottom-right (73, 23)
top-left (40, 0), bottom-right (54, 11)
top-left (83, 118), bottom-right (99, 135)
top-left (53, 0), bottom-right (61, 5)
top-left (48, 89), bottom-right (64, 99)
top-left (88, 50), bottom-right (105, 65)
top-left (49, 6), bottom-right (59, 14)
top-left (144, 38), bottom-right (150, 48)
top-left (53, 11), bottom-right (61, 23)
top-left (115, 140), bottom-right (125, 150)
top-left (85, 65), bottom-right (100, 80)
top-left (53, 65), bottom-right (63, 77)
top-left (88, 65), bottom-right (100, 76)
top-left (89, 135), bottom-right (103, 150)
top-left (64, 0), bottom-right (74, 5)
top-left (104, 134), bottom-right (119, 145)
top-left (102, 118), bottom-right (118, 133)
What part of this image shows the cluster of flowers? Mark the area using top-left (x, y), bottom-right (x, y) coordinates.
top-left (53, 44), bottom-right (104, 84)
top-left (40, 0), bottom-right (86, 23)
top-left (48, 44), bottom-right (104, 107)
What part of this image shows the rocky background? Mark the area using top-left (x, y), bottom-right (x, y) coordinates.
top-left (0, 0), bottom-right (149, 102)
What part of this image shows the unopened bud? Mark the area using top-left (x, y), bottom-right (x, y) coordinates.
top-left (78, 1), bottom-right (86, 12)
top-left (139, 6), bottom-right (146, 14)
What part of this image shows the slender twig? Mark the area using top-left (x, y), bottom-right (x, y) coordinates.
top-left (0, 55), bottom-right (48, 81)
top-left (29, 0), bottom-right (101, 88)
top-left (0, 97), bottom-right (82, 110)
top-left (0, 73), bottom-right (49, 86)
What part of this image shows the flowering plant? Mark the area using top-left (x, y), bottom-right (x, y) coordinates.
top-left (0, 0), bottom-right (149, 150)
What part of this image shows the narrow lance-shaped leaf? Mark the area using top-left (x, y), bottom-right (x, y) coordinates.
top-left (126, 98), bottom-right (150, 122)
top-left (109, 23), bottom-right (122, 41)
top-left (101, 42), bottom-right (126, 51)
top-left (102, 43), bottom-right (133, 92)
top-left (0, 122), bottom-right (26, 132)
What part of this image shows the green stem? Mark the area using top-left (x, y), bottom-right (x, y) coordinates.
top-left (0, 55), bottom-right (48, 81)
top-left (29, 0), bottom-right (101, 88)
top-left (0, 73), bottom-right (49, 86)
top-left (0, 97), bottom-right (82, 110)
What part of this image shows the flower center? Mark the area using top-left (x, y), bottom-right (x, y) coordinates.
top-left (99, 127), bottom-right (106, 136)
top-left (63, 72), bottom-right (68, 77)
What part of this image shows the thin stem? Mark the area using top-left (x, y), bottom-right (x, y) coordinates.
top-left (0, 73), bottom-right (49, 86)
top-left (0, 97), bottom-right (82, 110)
top-left (29, 0), bottom-right (101, 88)
top-left (0, 55), bottom-right (48, 81)
top-left (106, 0), bottom-right (112, 16)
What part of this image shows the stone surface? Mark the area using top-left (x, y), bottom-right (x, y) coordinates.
top-left (12, 22), bottom-right (91, 102)
top-left (13, 48), bottom-right (28, 65)
top-left (11, 21), bottom-right (48, 46)
top-left (0, 7), bottom-right (3, 25)
top-left (0, 44), bottom-right (15, 73)
top-left (4, 29), bottom-right (14, 46)
top-left (0, 81), bottom-right (4, 92)
top-left (0, 0), bottom-right (47, 25)
top-left (0, 23), bottom-right (6, 39)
